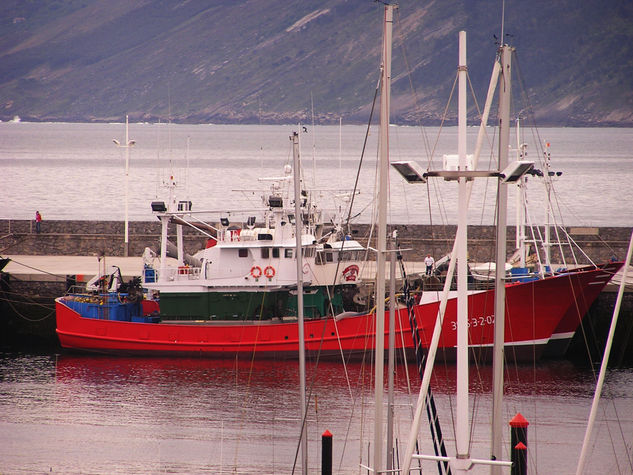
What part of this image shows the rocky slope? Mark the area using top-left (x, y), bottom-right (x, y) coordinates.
top-left (0, 0), bottom-right (631, 126)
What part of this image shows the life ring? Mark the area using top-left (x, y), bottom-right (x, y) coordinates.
top-left (264, 266), bottom-right (276, 278)
top-left (250, 266), bottom-right (262, 279)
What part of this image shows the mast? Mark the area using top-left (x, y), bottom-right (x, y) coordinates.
top-left (576, 230), bottom-right (633, 474)
top-left (401, 32), bottom-right (517, 475)
top-left (455, 30), bottom-right (470, 472)
top-left (491, 44), bottom-right (513, 472)
top-left (113, 115), bottom-right (135, 257)
top-left (373, 4), bottom-right (393, 474)
top-left (543, 141), bottom-right (553, 272)
top-left (291, 131), bottom-right (308, 474)
top-left (515, 116), bottom-right (527, 268)
top-left (387, 234), bottom-right (396, 472)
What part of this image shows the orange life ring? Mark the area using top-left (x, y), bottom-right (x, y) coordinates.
top-left (250, 266), bottom-right (262, 279)
top-left (263, 266), bottom-right (276, 278)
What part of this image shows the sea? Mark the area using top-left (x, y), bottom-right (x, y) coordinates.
top-left (0, 353), bottom-right (632, 474)
top-left (1, 123), bottom-right (632, 474)
top-left (0, 122), bottom-right (632, 226)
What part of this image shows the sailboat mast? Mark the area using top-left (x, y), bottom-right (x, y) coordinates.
top-left (455, 30), bottom-right (470, 470)
top-left (543, 142), bottom-right (553, 271)
top-left (291, 132), bottom-right (308, 474)
top-left (387, 236), bottom-right (397, 472)
top-left (374, 4), bottom-right (393, 474)
top-left (515, 117), bottom-right (527, 268)
top-left (576, 230), bottom-right (633, 474)
top-left (491, 44), bottom-right (513, 472)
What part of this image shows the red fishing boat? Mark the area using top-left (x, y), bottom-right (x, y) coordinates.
top-left (55, 263), bottom-right (618, 362)
top-left (543, 261), bottom-right (624, 357)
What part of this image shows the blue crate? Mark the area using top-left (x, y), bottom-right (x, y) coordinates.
top-left (144, 267), bottom-right (156, 283)
top-left (510, 267), bottom-right (538, 283)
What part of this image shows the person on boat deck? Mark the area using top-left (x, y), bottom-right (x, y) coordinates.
top-left (424, 254), bottom-right (435, 276)
top-left (35, 211), bottom-right (42, 234)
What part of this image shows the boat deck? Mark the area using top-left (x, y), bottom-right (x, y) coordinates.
top-left (4, 254), bottom-right (632, 291)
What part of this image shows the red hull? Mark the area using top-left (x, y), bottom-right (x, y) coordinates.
top-left (543, 261), bottom-right (623, 357)
top-left (55, 267), bottom-right (612, 362)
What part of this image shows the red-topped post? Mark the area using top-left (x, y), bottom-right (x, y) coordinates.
top-left (321, 430), bottom-right (332, 475)
top-left (509, 413), bottom-right (529, 475)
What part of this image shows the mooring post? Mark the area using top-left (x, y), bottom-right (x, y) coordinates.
top-left (509, 413), bottom-right (529, 475)
top-left (321, 430), bottom-right (332, 475)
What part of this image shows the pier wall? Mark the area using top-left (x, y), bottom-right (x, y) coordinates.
top-left (1, 219), bottom-right (630, 264)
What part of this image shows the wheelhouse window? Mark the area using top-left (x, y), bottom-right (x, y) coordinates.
top-left (272, 248), bottom-right (280, 258)
top-left (261, 248), bottom-right (270, 259)
top-left (340, 251), bottom-right (353, 261)
top-left (316, 250), bottom-right (333, 265)
top-left (238, 249), bottom-right (248, 258)
top-left (285, 249), bottom-right (293, 258)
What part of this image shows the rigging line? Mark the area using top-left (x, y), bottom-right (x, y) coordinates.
top-left (336, 332), bottom-right (377, 473)
top-left (513, 51), bottom-right (582, 263)
top-left (233, 291), bottom-right (269, 471)
top-left (524, 192), bottom-right (547, 274)
top-left (609, 392), bottom-right (633, 472)
top-left (1, 233), bottom-right (30, 255)
top-left (2, 257), bottom-right (75, 280)
top-left (293, 260), bottom-right (365, 474)
top-left (396, 242), bottom-right (451, 475)
top-left (0, 287), bottom-right (58, 309)
top-left (393, 7), bottom-right (433, 161)
top-left (478, 127), bottom-right (498, 225)
top-left (292, 284), bottom-right (368, 474)
top-left (5, 299), bottom-right (55, 321)
top-left (434, 72), bottom-right (459, 160)
top-left (424, 72), bottom-right (460, 229)
top-left (0, 294), bottom-right (55, 312)
top-left (557, 227), bottom-right (597, 267)
top-left (466, 73), bottom-right (484, 126)
top-left (344, 69), bottom-right (381, 234)
top-left (424, 180), bottom-right (438, 246)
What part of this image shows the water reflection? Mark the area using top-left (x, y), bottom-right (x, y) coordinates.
top-left (1, 352), bottom-right (631, 474)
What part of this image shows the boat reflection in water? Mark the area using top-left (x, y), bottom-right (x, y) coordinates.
top-left (31, 355), bottom-right (629, 474)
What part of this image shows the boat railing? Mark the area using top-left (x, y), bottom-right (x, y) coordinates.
top-left (160, 266), bottom-right (202, 281)
top-left (218, 228), bottom-right (243, 242)
top-left (65, 284), bottom-right (88, 295)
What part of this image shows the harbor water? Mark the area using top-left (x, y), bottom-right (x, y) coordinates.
top-left (1, 352), bottom-right (632, 474)
top-left (1, 123), bottom-right (632, 473)
top-left (1, 122), bottom-right (632, 226)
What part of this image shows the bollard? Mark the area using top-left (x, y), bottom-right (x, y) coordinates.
top-left (322, 430), bottom-right (332, 475)
top-left (509, 413), bottom-right (529, 475)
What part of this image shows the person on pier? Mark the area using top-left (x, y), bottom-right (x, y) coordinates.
top-left (424, 253), bottom-right (435, 276)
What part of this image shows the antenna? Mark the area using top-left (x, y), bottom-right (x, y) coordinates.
top-left (500, 0), bottom-right (506, 44)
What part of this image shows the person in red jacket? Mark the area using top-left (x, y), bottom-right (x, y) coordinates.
top-left (35, 210), bottom-right (42, 234)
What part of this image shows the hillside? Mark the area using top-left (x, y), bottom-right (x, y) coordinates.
top-left (0, 0), bottom-right (632, 126)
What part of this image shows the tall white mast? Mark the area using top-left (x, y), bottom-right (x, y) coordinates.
top-left (576, 231), bottom-right (633, 474)
top-left (113, 115), bottom-right (135, 257)
top-left (401, 33), bottom-right (517, 475)
top-left (515, 116), bottom-right (527, 268)
top-left (373, 4), bottom-right (393, 474)
top-left (291, 131), bottom-right (308, 474)
top-left (543, 141), bottom-right (553, 272)
top-left (491, 43), bottom-right (513, 473)
top-left (454, 30), bottom-right (470, 472)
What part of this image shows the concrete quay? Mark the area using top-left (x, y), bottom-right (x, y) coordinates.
top-left (1, 219), bottom-right (631, 263)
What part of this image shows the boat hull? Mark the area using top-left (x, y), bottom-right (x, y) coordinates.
top-left (55, 267), bottom-right (612, 362)
top-left (543, 261), bottom-right (623, 358)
